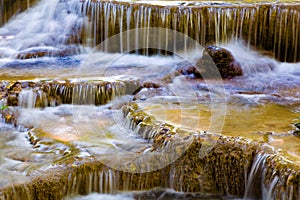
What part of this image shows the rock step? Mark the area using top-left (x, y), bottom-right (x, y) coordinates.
top-left (1, 103), bottom-right (299, 199)
top-left (122, 103), bottom-right (300, 200)
top-left (0, 79), bottom-right (142, 108)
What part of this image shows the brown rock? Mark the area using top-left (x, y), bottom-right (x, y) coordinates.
top-left (7, 95), bottom-right (18, 106)
top-left (198, 46), bottom-right (243, 79)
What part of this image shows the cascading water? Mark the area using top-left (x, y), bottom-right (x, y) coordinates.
top-left (244, 152), bottom-right (300, 200)
top-left (18, 89), bottom-right (37, 109)
top-left (0, 0), bottom-right (37, 27)
top-left (0, 0), bottom-right (300, 200)
top-left (81, 0), bottom-right (300, 62)
top-left (10, 80), bottom-right (140, 108)
top-left (0, 0), bottom-right (84, 60)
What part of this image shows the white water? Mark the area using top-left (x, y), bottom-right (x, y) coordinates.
top-left (0, 0), bottom-right (299, 88)
top-left (69, 188), bottom-right (221, 200)
top-left (243, 153), bottom-right (289, 200)
top-left (0, 121), bottom-right (32, 188)
top-left (0, 0), bottom-right (85, 58)
top-left (70, 193), bottom-right (134, 200)
top-left (18, 89), bottom-right (37, 108)
top-left (222, 40), bottom-right (278, 75)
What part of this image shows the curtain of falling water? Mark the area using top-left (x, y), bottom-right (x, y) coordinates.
top-left (12, 81), bottom-right (140, 108)
top-left (0, 0), bottom-right (37, 27)
top-left (244, 153), bottom-right (300, 200)
top-left (81, 1), bottom-right (300, 62)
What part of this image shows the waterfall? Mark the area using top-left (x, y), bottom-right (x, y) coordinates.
top-left (64, 169), bottom-right (118, 197)
top-left (222, 40), bottom-right (278, 75)
top-left (0, 0), bottom-right (84, 58)
top-left (0, 0), bottom-right (37, 27)
top-left (2, 0), bottom-right (299, 61)
top-left (81, 1), bottom-right (300, 62)
top-left (12, 80), bottom-right (141, 108)
top-left (244, 153), bottom-right (268, 199)
top-left (244, 152), bottom-right (300, 200)
top-left (18, 89), bottom-right (37, 109)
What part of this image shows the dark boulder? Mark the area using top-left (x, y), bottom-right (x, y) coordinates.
top-left (294, 130), bottom-right (300, 137)
top-left (197, 46), bottom-right (243, 79)
top-left (294, 122), bottom-right (300, 129)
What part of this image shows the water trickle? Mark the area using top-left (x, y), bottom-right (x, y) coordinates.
top-left (244, 153), bottom-right (268, 199)
top-left (18, 89), bottom-right (37, 109)
top-left (244, 152), bottom-right (300, 200)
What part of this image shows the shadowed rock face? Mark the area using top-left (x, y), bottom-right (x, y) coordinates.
top-left (0, 0), bottom-right (37, 27)
top-left (81, 0), bottom-right (300, 62)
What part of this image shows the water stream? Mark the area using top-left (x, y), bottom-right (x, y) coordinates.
top-left (0, 0), bottom-right (300, 199)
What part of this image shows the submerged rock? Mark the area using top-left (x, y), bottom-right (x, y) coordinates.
top-left (16, 46), bottom-right (80, 59)
top-left (176, 64), bottom-right (202, 79)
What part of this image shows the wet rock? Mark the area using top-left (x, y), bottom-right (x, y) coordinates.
top-left (293, 130), bottom-right (300, 137)
top-left (0, 107), bottom-right (18, 125)
top-left (294, 122), bottom-right (300, 137)
top-left (295, 122), bottom-right (300, 129)
top-left (132, 82), bottom-right (161, 96)
top-left (7, 95), bottom-right (18, 106)
top-left (27, 131), bottom-right (39, 146)
top-left (16, 46), bottom-right (80, 59)
top-left (0, 79), bottom-right (142, 108)
top-left (197, 46), bottom-right (243, 79)
top-left (177, 46), bottom-right (242, 79)
top-left (176, 64), bottom-right (202, 79)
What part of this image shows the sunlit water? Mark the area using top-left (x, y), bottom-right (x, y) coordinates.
top-left (0, 100), bottom-right (154, 186)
